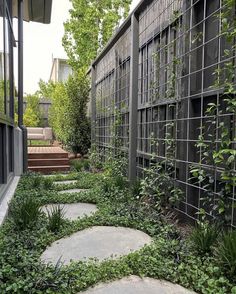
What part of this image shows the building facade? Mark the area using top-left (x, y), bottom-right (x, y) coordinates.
top-left (0, 0), bottom-right (52, 220)
top-left (49, 58), bottom-right (72, 83)
top-left (90, 0), bottom-right (236, 226)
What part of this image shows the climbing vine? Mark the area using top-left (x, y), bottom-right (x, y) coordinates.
top-left (191, 0), bottom-right (236, 226)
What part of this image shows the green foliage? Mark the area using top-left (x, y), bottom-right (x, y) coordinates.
top-left (65, 74), bottom-right (91, 155)
top-left (215, 230), bottom-right (236, 277)
top-left (190, 0), bottom-right (236, 226)
top-left (89, 144), bottom-right (103, 171)
top-left (0, 172), bottom-right (234, 293)
top-left (48, 82), bottom-right (69, 143)
top-left (190, 222), bottom-right (219, 255)
top-left (23, 94), bottom-right (43, 127)
top-left (63, 0), bottom-right (131, 72)
top-left (0, 79), bottom-right (4, 114)
top-left (71, 159), bottom-right (90, 172)
top-left (48, 73), bottom-right (91, 155)
top-left (46, 205), bottom-right (65, 233)
top-left (140, 161), bottom-right (183, 213)
top-left (37, 79), bottom-right (56, 99)
top-left (9, 196), bottom-right (41, 230)
top-left (129, 180), bottom-right (142, 198)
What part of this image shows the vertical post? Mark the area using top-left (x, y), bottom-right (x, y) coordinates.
top-left (18, 0), bottom-right (27, 172)
top-left (18, 0), bottom-right (23, 126)
top-left (8, 0), bottom-right (14, 119)
top-left (91, 65), bottom-right (96, 144)
top-left (128, 13), bottom-right (139, 182)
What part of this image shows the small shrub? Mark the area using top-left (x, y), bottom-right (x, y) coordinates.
top-left (113, 175), bottom-right (127, 190)
top-left (190, 222), bottom-right (219, 255)
top-left (215, 230), bottom-right (236, 277)
top-left (31, 175), bottom-right (43, 188)
top-left (72, 159), bottom-right (90, 172)
top-left (9, 196), bottom-right (41, 230)
top-left (43, 177), bottom-right (54, 190)
top-left (47, 205), bottom-right (65, 232)
top-left (129, 180), bottom-right (141, 198)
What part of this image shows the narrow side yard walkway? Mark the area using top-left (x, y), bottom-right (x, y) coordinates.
top-left (0, 172), bottom-right (233, 293)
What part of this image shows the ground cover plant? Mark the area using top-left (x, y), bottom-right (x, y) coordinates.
top-left (0, 171), bottom-right (235, 293)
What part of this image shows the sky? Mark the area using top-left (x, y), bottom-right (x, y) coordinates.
top-left (20, 0), bottom-right (141, 94)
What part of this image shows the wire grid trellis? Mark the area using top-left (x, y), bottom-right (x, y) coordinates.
top-left (95, 27), bottom-right (131, 163)
top-left (92, 0), bottom-right (236, 227)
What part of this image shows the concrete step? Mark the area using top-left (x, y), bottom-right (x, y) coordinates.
top-left (28, 153), bottom-right (68, 160)
top-left (28, 158), bottom-right (69, 167)
top-left (28, 165), bottom-right (70, 174)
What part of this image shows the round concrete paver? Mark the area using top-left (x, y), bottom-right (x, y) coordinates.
top-left (40, 226), bottom-right (152, 265)
top-left (58, 188), bottom-right (89, 194)
top-left (81, 276), bottom-right (196, 294)
top-left (41, 203), bottom-right (98, 221)
top-left (53, 180), bottom-right (77, 185)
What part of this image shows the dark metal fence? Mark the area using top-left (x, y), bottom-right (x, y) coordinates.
top-left (90, 0), bottom-right (236, 227)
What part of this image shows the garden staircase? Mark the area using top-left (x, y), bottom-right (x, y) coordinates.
top-left (28, 147), bottom-right (70, 174)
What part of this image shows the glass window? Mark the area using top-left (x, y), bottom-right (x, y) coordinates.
top-left (0, 0), bottom-right (12, 118)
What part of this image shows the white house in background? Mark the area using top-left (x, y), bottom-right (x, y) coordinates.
top-left (49, 58), bottom-right (72, 83)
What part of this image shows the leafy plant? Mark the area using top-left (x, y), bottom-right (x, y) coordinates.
top-left (129, 180), bottom-right (142, 198)
top-left (63, 0), bottom-right (131, 72)
top-left (46, 205), bottom-right (65, 233)
top-left (71, 159), bottom-right (90, 172)
top-left (9, 196), bottom-right (41, 230)
top-left (190, 222), bottom-right (219, 255)
top-left (140, 161), bottom-right (183, 213)
top-left (215, 230), bottom-right (236, 277)
top-left (30, 174), bottom-right (43, 189)
top-left (43, 177), bottom-right (54, 190)
top-left (23, 93), bottom-right (43, 127)
top-left (89, 144), bottom-right (103, 171)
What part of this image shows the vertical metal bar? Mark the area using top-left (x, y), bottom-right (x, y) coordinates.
top-left (128, 13), bottom-right (139, 182)
top-left (18, 0), bottom-right (23, 126)
top-left (91, 65), bottom-right (96, 144)
top-left (8, 0), bottom-right (14, 119)
top-left (18, 0), bottom-right (27, 172)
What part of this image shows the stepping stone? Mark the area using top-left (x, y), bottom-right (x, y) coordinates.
top-left (58, 188), bottom-right (88, 194)
top-left (43, 174), bottom-right (69, 177)
top-left (53, 180), bottom-right (77, 185)
top-left (81, 275), bottom-right (196, 294)
top-left (41, 203), bottom-right (98, 221)
top-left (41, 226), bottom-right (152, 265)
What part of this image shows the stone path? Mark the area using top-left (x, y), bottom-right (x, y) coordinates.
top-left (40, 226), bottom-right (152, 265)
top-left (43, 174), bottom-right (69, 178)
top-left (41, 203), bottom-right (98, 221)
top-left (81, 276), bottom-right (196, 294)
top-left (40, 175), bottom-right (196, 293)
top-left (58, 188), bottom-right (89, 194)
top-left (53, 180), bottom-right (77, 185)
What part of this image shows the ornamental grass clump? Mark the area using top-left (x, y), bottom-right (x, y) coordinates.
top-left (47, 205), bottom-right (65, 233)
top-left (9, 196), bottom-right (41, 230)
top-left (190, 222), bottom-right (219, 255)
top-left (215, 230), bottom-right (236, 278)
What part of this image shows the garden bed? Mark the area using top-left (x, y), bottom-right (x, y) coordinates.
top-left (0, 171), bottom-right (235, 293)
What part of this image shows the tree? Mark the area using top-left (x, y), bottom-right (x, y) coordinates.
top-left (37, 79), bottom-right (56, 99)
top-left (48, 82), bottom-right (69, 143)
top-left (63, 0), bottom-right (131, 71)
top-left (23, 107), bottom-right (39, 127)
top-left (65, 73), bottom-right (91, 156)
top-left (23, 94), bottom-right (42, 127)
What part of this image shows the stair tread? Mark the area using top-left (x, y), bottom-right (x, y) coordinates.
top-left (28, 158), bottom-right (69, 161)
top-left (29, 165), bottom-right (70, 168)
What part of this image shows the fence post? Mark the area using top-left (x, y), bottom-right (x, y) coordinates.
top-left (91, 65), bottom-right (96, 144)
top-left (128, 13), bottom-right (139, 182)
